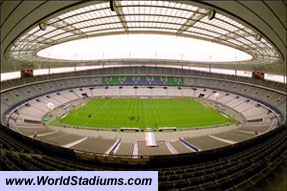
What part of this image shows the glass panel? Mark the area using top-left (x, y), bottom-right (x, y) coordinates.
top-left (44, 30), bottom-right (67, 39)
top-left (30, 26), bottom-right (57, 38)
top-left (53, 32), bottom-right (75, 40)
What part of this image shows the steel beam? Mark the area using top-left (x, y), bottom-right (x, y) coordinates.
top-left (177, 8), bottom-right (208, 34)
top-left (49, 19), bottom-right (87, 38)
top-left (114, 1), bottom-right (129, 32)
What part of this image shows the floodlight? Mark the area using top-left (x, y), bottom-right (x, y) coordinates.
top-left (208, 10), bottom-right (216, 20)
top-left (39, 23), bottom-right (47, 31)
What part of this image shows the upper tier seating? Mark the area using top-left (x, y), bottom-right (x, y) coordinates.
top-left (1, 67), bottom-right (285, 92)
top-left (123, 77), bottom-right (136, 85)
top-left (137, 77), bottom-right (150, 85)
top-left (151, 77), bottom-right (164, 85)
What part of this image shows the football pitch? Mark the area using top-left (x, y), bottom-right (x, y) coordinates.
top-left (52, 98), bottom-right (230, 129)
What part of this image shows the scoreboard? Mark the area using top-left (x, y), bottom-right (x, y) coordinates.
top-left (21, 69), bottom-right (33, 77)
top-left (252, 72), bottom-right (264, 80)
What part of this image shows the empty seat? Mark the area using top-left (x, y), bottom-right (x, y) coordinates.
top-left (259, 167), bottom-right (271, 178)
top-left (181, 185), bottom-right (200, 191)
top-left (248, 174), bottom-right (263, 186)
top-left (188, 177), bottom-right (202, 185)
top-left (215, 177), bottom-right (230, 189)
top-left (234, 180), bottom-right (252, 191)
top-left (198, 181), bottom-right (217, 191)
top-left (159, 181), bottom-right (172, 191)
top-left (172, 179), bottom-right (188, 188)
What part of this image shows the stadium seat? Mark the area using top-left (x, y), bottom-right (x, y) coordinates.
top-left (248, 174), bottom-right (263, 186)
top-left (198, 181), bottom-right (217, 191)
top-left (181, 185), bottom-right (200, 191)
top-left (259, 167), bottom-right (272, 178)
top-left (234, 180), bottom-right (252, 191)
top-left (159, 181), bottom-right (173, 190)
top-left (173, 179), bottom-right (189, 188)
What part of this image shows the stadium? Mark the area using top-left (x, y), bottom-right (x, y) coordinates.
top-left (0, 0), bottom-right (286, 190)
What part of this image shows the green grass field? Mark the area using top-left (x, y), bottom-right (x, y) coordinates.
top-left (51, 98), bottom-right (230, 129)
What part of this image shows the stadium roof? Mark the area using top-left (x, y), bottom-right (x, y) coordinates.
top-left (37, 34), bottom-right (253, 62)
top-left (1, 1), bottom-right (286, 74)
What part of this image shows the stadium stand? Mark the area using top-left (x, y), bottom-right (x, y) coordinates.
top-left (120, 87), bottom-right (135, 96)
top-left (114, 143), bottom-right (135, 156)
top-left (100, 76), bottom-right (186, 86)
top-left (137, 76), bottom-right (150, 85)
top-left (17, 127), bottom-right (54, 137)
top-left (212, 131), bottom-right (256, 142)
top-left (123, 77), bottom-right (136, 85)
top-left (184, 136), bottom-right (230, 151)
top-left (102, 76), bottom-right (122, 85)
top-left (0, 67), bottom-right (286, 190)
top-left (151, 77), bottom-right (164, 85)
top-left (70, 137), bottom-right (117, 154)
top-left (138, 141), bottom-right (172, 156)
top-left (0, 124), bottom-right (286, 191)
top-left (38, 132), bottom-right (84, 146)
top-left (165, 77), bottom-right (177, 85)
top-left (1, 0), bottom-right (286, 189)
top-left (169, 140), bottom-right (193, 154)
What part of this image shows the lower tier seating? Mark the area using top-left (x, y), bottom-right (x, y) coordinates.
top-left (0, 125), bottom-right (286, 191)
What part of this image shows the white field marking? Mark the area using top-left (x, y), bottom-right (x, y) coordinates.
top-left (221, 113), bottom-right (229, 118)
top-left (209, 134), bottom-right (237, 144)
top-left (82, 99), bottom-right (111, 126)
top-left (61, 113), bottom-right (68, 119)
top-left (62, 136), bottom-right (88, 148)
